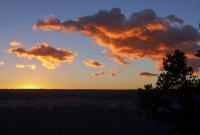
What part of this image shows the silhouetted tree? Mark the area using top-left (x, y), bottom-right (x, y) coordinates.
top-left (137, 50), bottom-right (200, 135)
top-left (195, 50), bottom-right (200, 57)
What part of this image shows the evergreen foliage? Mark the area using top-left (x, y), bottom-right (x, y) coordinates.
top-left (137, 50), bottom-right (200, 135)
top-left (195, 50), bottom-right (200, 57)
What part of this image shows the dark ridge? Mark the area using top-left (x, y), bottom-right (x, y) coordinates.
top-left (0, 89), bottom-right (137, 101)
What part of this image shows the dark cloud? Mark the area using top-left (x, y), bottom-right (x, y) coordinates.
top-left (138, 72), bottom-right (158, 77)
top-left (165, 15), bottom-right (184, 25)
top-left (83, 59), bottom-right (104, 68)
top-left (33, 8), bottom-right (200, 73)
top-left (187, 58), bottom-right (200, 74)
top-left (92, 71), bottom-right (105, 76)
top-left (7, 43), bottom-right (77, 69)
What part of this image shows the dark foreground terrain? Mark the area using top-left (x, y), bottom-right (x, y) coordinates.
top-left (0, 90), bottom-right (166, 135)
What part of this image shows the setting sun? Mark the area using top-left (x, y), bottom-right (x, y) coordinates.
top-left (20, 84), bottom-right (41, 89)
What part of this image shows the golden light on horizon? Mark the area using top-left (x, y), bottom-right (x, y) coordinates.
top-left (19, 84), bottom-right (42, 89)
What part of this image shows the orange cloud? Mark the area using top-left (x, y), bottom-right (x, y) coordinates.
top-left (7, 43), bottom-right (77, 69)
top-left (138, 72), bottom-right (158, 77)
top-left (10, 41), bottom-right (22, 47)
top-left (103, 50), bottom-right (130, 65)
top-left (110, 73), bottom-right (116, 77)
top-left (92, 71), bottom-right (105, 76)
top-left (110, 68), bottom-right (119, 73)
top-left (15, 64), bottom-right (36, 69)
top-left (33, 8), bottom-right (200, 73)
top-left (0, 61), bottom-right (4, 65)
top-left (83, 59), bottom-right (104, 68)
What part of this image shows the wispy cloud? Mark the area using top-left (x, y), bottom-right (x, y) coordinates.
top-left (16, 64), bottom-right (36, 69)
top-left (103, 50), bottom-right (130, 65)
top-left (15, 64), bottom-right (25, 68)
top-left (83, 59), bottom-right (104, 68)
top-left (0, 61), bottom-right (4, 65)
top-left (33, 8), bottom-right (200, 73)
top-left (138, 72), bottom-right (158, 77)
top-left (7, 43), bottom-right (77, 69)
top-left (92, 71), bottom-right (105, 76)
top-left (10, 41), bottom-right (22, 47)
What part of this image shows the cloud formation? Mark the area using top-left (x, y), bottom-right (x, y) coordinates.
top-left (110, 73), bottom-right (116, 77)
top-left (110, 68), bottom-right (119, 73)
top-left (10, 41), bottom-right (22, 47)
top-left (92, 71), bottom-right (105, 76)
top-left (7, 43), bottom-right (77, 69)
top-left (103, 50), bottom-right (130, 65)
top-left (138, 72), bottom-right (158, 77)
top-left (0, 61), bottom-right (4, 65)
top-left (83, 59), bottom-right (104, 68)
top-left (33, 8), bottom-right (200, 73)
top-left (15, 64), bottom-right (36, 69)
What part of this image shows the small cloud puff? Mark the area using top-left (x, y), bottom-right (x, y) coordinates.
top-left (16, 64), bottom-right (36, 69)
top-left (10, 41), bottom-right (22, 47)
top-left (83, 59), bottom-right (104, 68)
top-left (110, 73), bottom-right (116, 77)
top-left (138, 72), bottom-right (158, 77)
top-left (92, 71), bottom-right (105, 76)
top-left (110, 68), bottom-right (120, 73)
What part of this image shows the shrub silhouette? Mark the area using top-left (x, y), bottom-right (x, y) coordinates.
top-left (137, 50), bottom-right (200, 135)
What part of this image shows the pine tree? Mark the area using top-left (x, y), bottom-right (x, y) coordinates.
top-left (137, 50), bottom-right (200, 135)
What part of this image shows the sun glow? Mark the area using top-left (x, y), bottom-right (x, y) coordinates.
top-left (20, 84), bottom-right (42, 89)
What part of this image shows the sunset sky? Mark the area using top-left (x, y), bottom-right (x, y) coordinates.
top-left (1, 0), bottom-right (200, 89)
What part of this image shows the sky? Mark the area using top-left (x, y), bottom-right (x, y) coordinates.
top-left (0, 0), bottom-right (200, 89)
